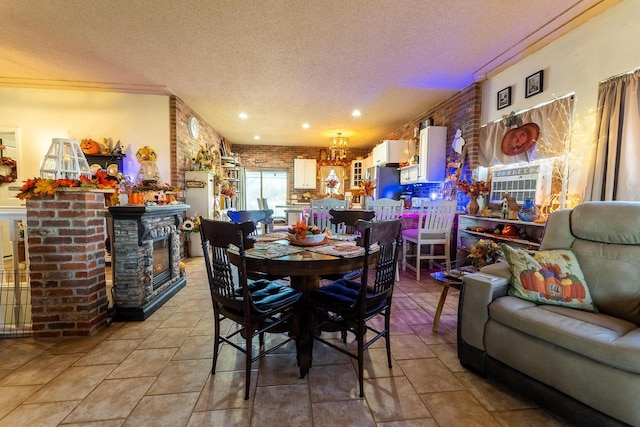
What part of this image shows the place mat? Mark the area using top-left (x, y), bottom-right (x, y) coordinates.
top-left (247, 242), bottom-right (306, 259)
top-left (327, 233), bottom-right (358, 241)
top-left (306, 243), bottom-right (365, 258)
top-left (253, 232), bottom-right (288, 242)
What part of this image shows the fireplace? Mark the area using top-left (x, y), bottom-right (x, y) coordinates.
top-left (152, 237), bottom-right (172, 289)
top-left (108, 204), bottom-right (189, 321)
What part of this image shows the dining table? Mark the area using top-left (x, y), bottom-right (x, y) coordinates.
top-left (227, 232), bottom-right (367, 378)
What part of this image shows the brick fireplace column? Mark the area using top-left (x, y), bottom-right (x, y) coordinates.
top-left (26, 189), bottom-right (111, 338)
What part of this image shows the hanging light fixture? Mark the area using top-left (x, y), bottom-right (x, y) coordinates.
top-left (329, 132), bottom-right (349, 160)
top-left (39, 138), bottom-right (92, 180)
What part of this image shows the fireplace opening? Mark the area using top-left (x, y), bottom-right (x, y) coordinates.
top-left (152, 237), bottom-right (172, 290)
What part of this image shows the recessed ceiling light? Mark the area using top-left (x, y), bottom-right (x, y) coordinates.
top-left (238, 112), bottom-right (248, 119)
top-left (302, 122), bottom-right (310, 129)
top-left (253, 135), bottom-right (261, 140)
top-left (352, 109), bottom-right (361, 117)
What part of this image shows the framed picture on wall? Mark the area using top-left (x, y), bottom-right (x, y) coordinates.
top-left (525, 70), bottom-right (544, 98)
top-left (497, 86), bottom-right (512, 110)
top-left (319, 149), bottom-right (328, 161)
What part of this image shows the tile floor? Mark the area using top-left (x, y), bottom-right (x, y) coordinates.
top-left (0, 258), bottom-right (571, 426)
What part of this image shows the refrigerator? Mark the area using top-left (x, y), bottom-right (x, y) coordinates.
top-left (366, 165), bottom-right (402, 200)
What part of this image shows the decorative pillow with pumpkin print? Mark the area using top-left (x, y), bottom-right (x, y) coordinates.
top-left (501, 244), bottom-right (598, 312)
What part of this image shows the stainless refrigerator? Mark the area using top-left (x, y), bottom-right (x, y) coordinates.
top-left (366, 165), bottom-right (402, 200)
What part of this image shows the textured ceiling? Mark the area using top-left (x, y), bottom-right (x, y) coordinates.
top-left (0, 0), bottom-right (617, 148)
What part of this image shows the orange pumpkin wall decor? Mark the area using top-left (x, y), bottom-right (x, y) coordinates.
top-left (80, 138), bottom-right (102, 154)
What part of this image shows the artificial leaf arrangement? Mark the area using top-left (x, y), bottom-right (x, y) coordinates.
top-left (456, 180), bottom-right (490, 197)
top-left (361, 179), bottom-right (375, 197)
top-left (17, 170), bottom-right (118, 200)
top-left (287, 220), bottom-right (323, 240)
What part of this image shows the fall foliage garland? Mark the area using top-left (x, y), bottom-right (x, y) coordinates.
top-left (17, 170), bottom-right (118, 200)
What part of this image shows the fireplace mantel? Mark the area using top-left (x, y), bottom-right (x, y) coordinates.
top-left (109, 203), bottom-right (190, 321)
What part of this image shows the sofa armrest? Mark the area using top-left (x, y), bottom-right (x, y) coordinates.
top-left (479, 261), bottom-right (511, 279)
top-left (459, 273), bottom-right (509, 351)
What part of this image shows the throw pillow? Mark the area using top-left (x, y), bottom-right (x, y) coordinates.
top-left (501, 244), bottom-right (597, 312)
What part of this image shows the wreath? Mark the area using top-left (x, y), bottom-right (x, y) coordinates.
top-left (0, 156), bottom-right (17, 184)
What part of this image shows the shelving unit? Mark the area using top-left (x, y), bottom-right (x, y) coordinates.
top-left (457, 214), bottom-right (545, 251)
top-left (221, 156), bottom-right (244, 216)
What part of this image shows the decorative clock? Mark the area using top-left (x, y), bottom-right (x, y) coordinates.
top-left (188, 116), bottom-right (200, 139)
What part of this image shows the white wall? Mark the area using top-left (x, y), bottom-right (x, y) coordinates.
top-left (481, 0), bottom-right (640, 194)
top-left (0, 87), bottom-right (171, 194)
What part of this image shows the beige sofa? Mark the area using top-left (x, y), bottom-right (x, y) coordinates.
top-left (458, 201), bottom-right (640, 427)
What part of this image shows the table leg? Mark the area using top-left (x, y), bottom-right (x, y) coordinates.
top-left (289, 275), bottom-right (319, 378)
top-left (432, 285), bottom-right (450, 332)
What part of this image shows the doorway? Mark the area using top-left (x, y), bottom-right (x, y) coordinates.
top-left (245, 170), bottom-right (287, 217)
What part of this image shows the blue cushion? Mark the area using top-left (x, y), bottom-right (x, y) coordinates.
top-left (236, 279), bottom-right (301, 311)
top-left (311, 279), bottom-right (362, 310)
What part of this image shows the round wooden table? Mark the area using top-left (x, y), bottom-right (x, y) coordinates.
top-left (229, 242), bottom-right (365, 377)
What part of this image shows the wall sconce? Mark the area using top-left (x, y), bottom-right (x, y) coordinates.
top-left (39, 138), bottom-right (92, 180)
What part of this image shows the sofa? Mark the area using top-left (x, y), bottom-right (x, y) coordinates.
top-left (458, 201), bottom-right (640, 427)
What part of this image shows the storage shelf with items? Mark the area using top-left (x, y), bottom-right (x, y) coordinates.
top-left (220, 156), bottom-right (244, 214)
top-left (457, 215), bottom-right (545, 252)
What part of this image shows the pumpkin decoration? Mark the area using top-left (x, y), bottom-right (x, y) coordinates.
top-left (502, 224), bottom-right (518, 236)
top-left (135, 146), bottom-right (157, 163)
top-left (80, 138), bottom-right (102, 155)
top-left (501, 123), bottom-right (540, 155)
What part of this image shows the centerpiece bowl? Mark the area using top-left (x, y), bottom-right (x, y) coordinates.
top-left (287, 232), bottom-right (327, 246)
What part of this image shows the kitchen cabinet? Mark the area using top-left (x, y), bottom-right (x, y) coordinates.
top-left (399, 164), bottom-right (419, 184)
top-left (350, 159), bottom-right (365, 188)
top-left (372, 140), bottom-right (409, 166)
top-left (294, 158), bottom-right (317, 189)
top-left (418, 126), bottom-right (447, 181)
top-left (457, 214), bottom-right (545, 252)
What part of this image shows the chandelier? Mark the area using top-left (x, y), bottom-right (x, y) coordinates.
top-left (329, 132), bottom-right (349, 160)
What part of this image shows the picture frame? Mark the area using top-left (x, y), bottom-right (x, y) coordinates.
top-left (319, 149), bottom-right (328, 161)
top-left (525, 70), bottom-right (544, 98)
top-left (497, 86), bottom-right (512, 110)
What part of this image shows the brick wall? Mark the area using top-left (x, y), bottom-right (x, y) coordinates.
top-left (26, 190), bottom-right (110, 338)
top-left (170, 96), bottom-right (223, 194)
top-left (385, 83), bottom-right (482, 181)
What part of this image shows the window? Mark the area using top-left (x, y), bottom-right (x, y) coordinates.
top-left (245, 170), bottom-right (287, 217)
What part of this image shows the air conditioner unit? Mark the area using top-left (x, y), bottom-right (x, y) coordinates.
top-left (489, 163), bottom-right (553, 205)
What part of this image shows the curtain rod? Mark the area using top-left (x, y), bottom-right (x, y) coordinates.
top-left (483, 93), bottom-right (575, 126)
top-left (600, 67), bottom-right (640, 84)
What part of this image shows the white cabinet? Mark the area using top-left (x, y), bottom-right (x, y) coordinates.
top-left (294, 158), bottom-right (317, 189)
top-left (418, 126), bottom-right (447, 182)
top-left (350, 159), bottom-right (365, 188)
top-left (372, 140), bottom-right (409, 166)
top-left (399, 165), bottom-right (419, 184)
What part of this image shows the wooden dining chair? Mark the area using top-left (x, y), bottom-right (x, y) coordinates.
top-left (309, 197), bottom-right (348, 231)
top-left (402, 199), bottom-right (456, 281)
top-left (199, 219), bottom-right (302, 400)
top-left (328, 209), bottom-right (375, 235)
top-left (226, 209), bottom-right (275, 234)
top-left (309, 219), bottom-right (403, 398)
top-left (366, 197), bottom-right (404, 221)
top-left (366, 198), bottom-right (404, 281)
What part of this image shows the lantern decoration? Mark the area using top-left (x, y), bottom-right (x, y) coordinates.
top-left (135, 146), bottom-right (162, 185)
top-left (39, 138), bottom-right (92, 180)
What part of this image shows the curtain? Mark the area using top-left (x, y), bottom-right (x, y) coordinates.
top-left (586, 70), bottom-right (640, 201)
top-left (478, 96), bottom-right (573, 167)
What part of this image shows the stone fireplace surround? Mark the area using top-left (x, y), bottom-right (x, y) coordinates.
top-left (108, 204), bottom-right (189, 321)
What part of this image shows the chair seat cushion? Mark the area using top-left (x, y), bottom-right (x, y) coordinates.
top-left (236, 279), bottom-right (301, 311)
top-left (310, 278), bottom-right (385, 313)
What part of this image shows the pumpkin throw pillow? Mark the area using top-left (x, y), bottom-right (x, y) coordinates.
top-left (501, 244), bottom-right (597, 312)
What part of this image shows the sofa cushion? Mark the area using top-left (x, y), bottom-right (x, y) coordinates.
top-left (489, 296), bottom-right (640, 374)
top-left (501, 245), bottom-right (597, 312)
